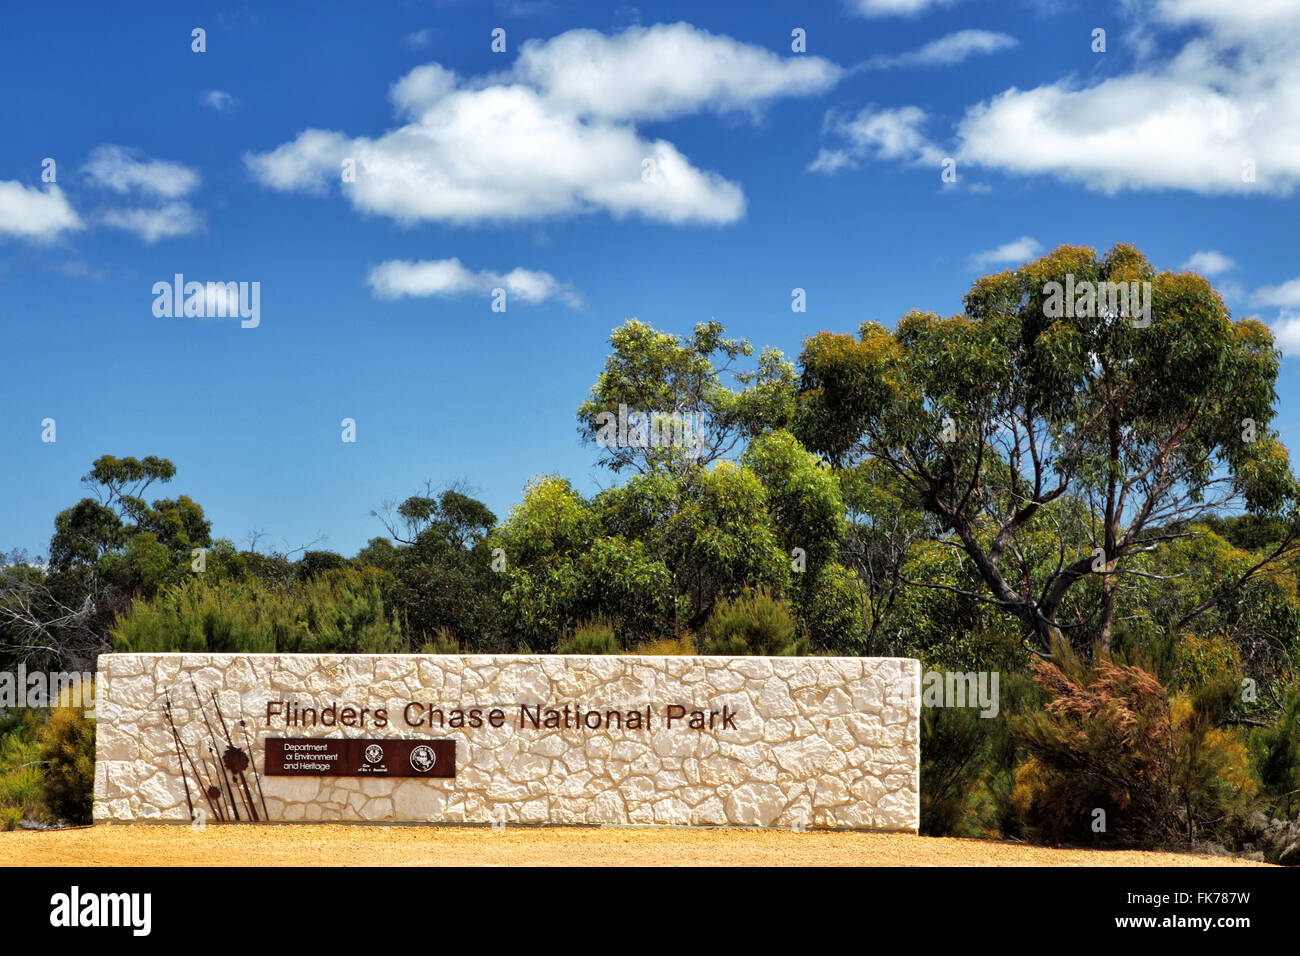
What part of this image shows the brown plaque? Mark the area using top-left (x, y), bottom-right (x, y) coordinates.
top-left (264, 737), bottom-right (455, 777)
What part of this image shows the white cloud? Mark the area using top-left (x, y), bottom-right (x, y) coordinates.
top-left (99, 203), bottom-right (204, 243)
top-left (245, 130), bottom-right (353, 195)
top-left (1215, 278), bottom-right (1245, 301)
top-left (511, 23), bottom-right (842, 121)
top-left (1180, 250), bottom-right (1236, 275)
top-left (248, 23), bottom-right (840, 226)
top-left (84, 145), bottom-right (200, 199)
top-left (201, 90), bottom-right (238, 112)
top-left (849, 0), bottom-right (958, 16)
top-left (1268, 312), bottom-right (1300, 356)
top-left (823, 1), bottom-right (1300, 195)
top-left (969, 237), bottom-right (1041, 269)
top-left (367, 258), bottom-right (581, 307)
top-left (1253, 277), bottom-right (1300, 308)
top-left (81, 145), bottom-right (203, 241)
top-left (866, 30), bottom-right (1016, 69)
top-left (808, 106), bottom-right (944, 173)
top-left (955, 2), bottom-right (1300, 195)
top-left (405, 28), bottom-right (433, 49)
top-left (0, 182), bottom-right (82, 242)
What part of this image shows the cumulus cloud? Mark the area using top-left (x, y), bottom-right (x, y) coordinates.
top-left (510, 24), bottom-right (842, 121)
top-left (81, 145), bottom-right (203, 241)
top-left (822, 1), bottom-right (1300, 196)
top-left (99, 203), bottom-right (204, 244)
top-left (808, 105), bottom-right (944, 173)
top-left (969, 237), bottom-right (1041, 269)
top-left (367, 258), bottom-right (581, 307)
top-left (84, 145), bottom-right (200, 199)
top-left (0, 182), bottom-right (82, 242)
top-left (1268, 312), bottom-right (1300, 357)
top-left (1180, 250), bottom-right (1236, 275)
top-left (865, 30), bottom-right (1017, 69)
top-left (1253, 277), bottom-right (1300, 308)
top-left (247, 23), bottom-right (841, 226)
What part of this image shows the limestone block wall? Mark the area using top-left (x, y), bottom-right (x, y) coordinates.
top-left (94, 653), bottom-right (920, 830)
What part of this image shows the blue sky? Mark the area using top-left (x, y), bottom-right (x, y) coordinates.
top-left (3, 0), bottom-right (1299, 560)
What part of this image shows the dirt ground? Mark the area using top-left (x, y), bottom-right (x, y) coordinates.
top-left (0, 825), bottom-right (1271, 867)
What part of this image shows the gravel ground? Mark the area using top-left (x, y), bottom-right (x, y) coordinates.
top-left (0, 825), bottom-right (1272, 867)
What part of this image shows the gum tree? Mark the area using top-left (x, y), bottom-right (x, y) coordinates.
top-left (1, 455), bottom-right (212, 667)
top-left (795, 244), bottom-right (1299, 653)
top-left (576, 319), bottom-right (797, 477)
top-left (496, 321), bottom-right (854, 646)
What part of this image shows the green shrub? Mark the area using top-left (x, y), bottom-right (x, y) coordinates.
top-left (635, 634), bottom-right (695, 655)
top-left (921, 704), bottom-right (989, 836)
top-left (0, 711), bottom-right (47, 827)
top-left (419, 627), bottom-right (460, 655)
top-left (794, 563), bottom-right (866, 654)
top-left (1013, 642), bottom-right (1256, 848)
top-left (1249, 682), bottom-right (1300, 818)
top-left (112, 568), bottom-right (404, 654)
top-left (699, 589), bottom-right (805, 656)
top-left (921, 671), bottom-right (1039, 839)
top-left (558, 618), bottom-right (621, 654)
top-left (1174, 633), bottom-right (1243, 693)
top-left (38, 684), bottom-right (96, 825)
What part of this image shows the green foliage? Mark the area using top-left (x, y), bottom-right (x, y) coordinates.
top-left (699, 588), bottom-right (804, 656)
top-left (558, 618), bottom-right (622, 654)
top-left (202, 539), bottom-right (249, 581)
top-left (794, 562), bottom-right (867, 654)
top-left (1117, 526), bottom-right (1300, 712)
top-left (921, 704), bottom-right (988, 837)
top-left (742, 430), bottom-right (845, 570)
top-left (921, 672), bottom-right (1039, 839)
top-left (419, 627), bottom-right (459, 654)
top-left (111, 568), bottom-right (404, 653)
top-left (576, 319), bottom-right (796, 477)
top-left (1249, 682), bottom-right (1300, 818)
top-left (239, 550), bottom-right (296, 588)
top-left (100, 531), bottom-right (173, 598)
top-left (1174, 633), bottom-right (1244, 694)
top-left (795, 243), bottom-right (1300, 652)
top-left (38, 684), bottom-right (96, 825)
top-left (296, 550), bottom-right (349, 579)
top-left (1198, 514), bottom-right (1295, 552)
top-left (355, 536), bottom-right (399, 572)
top-left (392, 543), bottom-right (501, 653)
top-left (0, 712), bottom-right (46, 828)
top-left (660, 463), bottom-right (790, 624)
top-left (492, 476), bottom-right (673, 648)
top-left (1013, 642), bottom-right (1256, 848)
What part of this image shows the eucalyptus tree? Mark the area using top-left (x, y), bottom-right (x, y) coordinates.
top-left (796, 244), bottom-right (1298, 652)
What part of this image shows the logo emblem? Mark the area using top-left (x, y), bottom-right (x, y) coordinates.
top-left (409, 744), bottom-right (437, 773)
top-left (364, 744), bottom-right (384, 765)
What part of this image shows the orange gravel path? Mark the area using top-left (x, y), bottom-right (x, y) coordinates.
top-left (0, 825), bottom-right (1271, 867)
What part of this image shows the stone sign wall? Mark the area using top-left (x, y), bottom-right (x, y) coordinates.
top-left (93, 653), bottom-right (920, 830)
